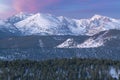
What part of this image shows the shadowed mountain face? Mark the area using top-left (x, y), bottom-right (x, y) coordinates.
top-left (0, 29), bottom-right (120, 61)
top-left (91, 29), bottom-right (120, 47)
top-left (1, 29), bottom-right (118, 48)
top-left (0, 29), bottom-right (120, 48)
top-left (0, 20), bottom-right (20, 38)
top-left (0, 35), bottom-right (89, 48)
top-left (0, 31), bottom-right (16, 38)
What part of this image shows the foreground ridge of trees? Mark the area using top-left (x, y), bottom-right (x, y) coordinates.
top-left (0, 58), bottom-right (120, 80)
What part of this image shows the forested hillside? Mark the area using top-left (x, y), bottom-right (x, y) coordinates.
top-left (0, 58), bottom-right (120, 80)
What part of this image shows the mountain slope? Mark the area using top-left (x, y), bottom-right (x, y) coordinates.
top-left (0, 35), bottom-right (88, 48)
top-left (57, 29), bottom-right (120, 48)
top-left (15, 13), bottom-right (72, 35)
top-left (8, 12), bottom-right (33, 24)
top-left (0, 20), bottom-right (21, 38)
top-left (78, 29), bottom-right (120, 48)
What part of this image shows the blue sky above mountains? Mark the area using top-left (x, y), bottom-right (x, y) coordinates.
top-left (0, 0), bottom-right (120, 19)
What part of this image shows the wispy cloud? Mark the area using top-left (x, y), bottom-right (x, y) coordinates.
top-left (0, 4), bottom-right (10, 13)
top-left (12, 0), bottom-right (60, 12)
top-left (0, 0), bottom-right (120, 19)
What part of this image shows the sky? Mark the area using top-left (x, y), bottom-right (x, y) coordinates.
top-left (0, 0), bottom-right (120, 19)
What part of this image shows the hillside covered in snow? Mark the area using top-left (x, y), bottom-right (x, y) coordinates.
top-left (0, 12), bottom-right (120, 36)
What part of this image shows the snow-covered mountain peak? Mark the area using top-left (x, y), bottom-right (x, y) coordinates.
top-left (27, 13), bottom-right (60, 23)
top-left (14, 13), bottom-right (64, 35)
top-left (92, 14), bottom-right (103, 19)
top-left (31, 13), bottom-right (40, 18)
top-left (1, 12), bottom-right (120, 36)
top-left (14, 12), bottom-right (30, 17)
top-left (90, 14), bottom-right (111, 21)
top-left (8, 12), bottom-right (33, 24)
top-left (14, 12), bottom-right (33, 18)
top-left (91, 14), bottom-right (104, 19)
top-left (58, 16), bottom-right (69, 20)
top-left (16, 13), bottom-right (60, 26)
top-left (13, 13), bottom-right (120, 36)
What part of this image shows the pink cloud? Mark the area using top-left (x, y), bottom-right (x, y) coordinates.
top-left (0, 11), bottom-right (16, 19)
top-left (13, 0), bottom-right (60, 13)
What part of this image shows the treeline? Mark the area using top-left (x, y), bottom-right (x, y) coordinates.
top-left (0, 47), bottom-right (120, 61)
top-left (0, 58), bottom-right (120, 80)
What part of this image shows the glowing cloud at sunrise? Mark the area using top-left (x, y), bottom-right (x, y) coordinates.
top-left (0, 4), bottom-right (9, 13)
top-left (0, 0), bottom-right (120, 19)
top-left (13, 0), bottom-right (60, 12)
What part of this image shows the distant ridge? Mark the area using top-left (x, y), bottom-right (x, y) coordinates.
top-left (0, 13), bottom-right (120, 37)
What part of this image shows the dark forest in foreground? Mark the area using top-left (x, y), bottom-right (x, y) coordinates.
top-left (0, 58), bottom-right (120, 80)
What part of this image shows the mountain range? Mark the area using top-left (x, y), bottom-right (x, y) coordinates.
top-left (0, 13), bottom-right (120, 60)
top-left (0, 12), bottom-right (120, 48)
top-left (1, 12), bottom-right (120, 36)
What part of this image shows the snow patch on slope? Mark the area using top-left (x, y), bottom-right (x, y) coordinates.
top-left (57, 38), bottom-right (78, 48)
top-left (77, 38), bottom-right (104, 48)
